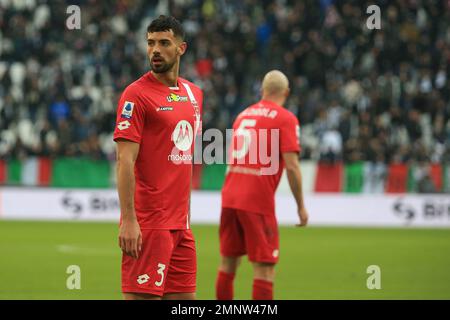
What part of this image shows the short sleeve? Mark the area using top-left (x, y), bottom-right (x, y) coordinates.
top-left (113, 86), bottom-right (146, 144)
top-left (280, 112), bottom-right (301, 153)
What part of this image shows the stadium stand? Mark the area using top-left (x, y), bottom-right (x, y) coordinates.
top-left (0, 0), bottom-right (449, 192)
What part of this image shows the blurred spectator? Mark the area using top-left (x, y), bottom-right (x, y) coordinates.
top-left (363, 154), bottom-right (387, 194)
top-left (414, 162), bottom-right (438, 193)
top-left (319, 127), bottom-right (343, 163)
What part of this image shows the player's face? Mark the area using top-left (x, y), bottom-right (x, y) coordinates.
top-left (147, 30), bottom-right (186, 74)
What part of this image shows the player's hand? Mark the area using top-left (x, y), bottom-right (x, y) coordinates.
top-left (296, 207), bottom-right (309, 227)
top-left (119, 218), bottom-right (142, 259)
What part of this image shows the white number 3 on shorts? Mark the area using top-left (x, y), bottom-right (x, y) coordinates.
top-left (155, 263), bottom-right (166, 287)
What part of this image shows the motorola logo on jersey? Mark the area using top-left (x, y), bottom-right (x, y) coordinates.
top-left (172, 120), bottom-right (193, 151)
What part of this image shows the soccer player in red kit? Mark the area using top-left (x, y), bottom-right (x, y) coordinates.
top-left (114, 16), bottom-right (202, 300)
top-left (216, 70), bottom-right (309, 300)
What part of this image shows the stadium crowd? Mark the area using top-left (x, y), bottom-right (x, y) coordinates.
top-left (0, 0), bottom-right (449, 169)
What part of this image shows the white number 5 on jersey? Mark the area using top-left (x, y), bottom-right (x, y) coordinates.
top-left (232, 119), bottom-right (257, 160)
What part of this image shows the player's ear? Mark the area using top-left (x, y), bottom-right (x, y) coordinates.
top-left (285, 87), bottom-right (290, 98)
top-left (178, 42), bottom-right (187, 56)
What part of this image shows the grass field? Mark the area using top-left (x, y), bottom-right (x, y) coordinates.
top-left (0, 220), bottom-right (449, 300)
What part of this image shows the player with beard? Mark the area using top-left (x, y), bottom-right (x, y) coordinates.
top-left (114, 15), bottom-right (203, 300)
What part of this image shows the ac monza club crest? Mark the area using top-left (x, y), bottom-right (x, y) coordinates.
top-left (172, 120), bottom-right (193, 151)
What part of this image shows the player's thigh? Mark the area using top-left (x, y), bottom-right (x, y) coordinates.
top-left (219, 207), bottom-right (246, 257)
top-left (163, 229), bottom-right (197, 297)
top-left (163, 292), bottom-right (196, 300)
top-left (237, 211), bottom-right (280, 264)
top-left (121, 229), bottom-right (174, 297)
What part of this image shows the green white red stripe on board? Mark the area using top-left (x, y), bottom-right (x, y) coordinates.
top-left (0, 157), bottom-right (448, 193)
top-left (0, 158), bottom-right (51, 186)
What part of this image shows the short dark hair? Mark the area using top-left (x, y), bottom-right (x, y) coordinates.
top-left (147, 15), bottom-right (185, 40)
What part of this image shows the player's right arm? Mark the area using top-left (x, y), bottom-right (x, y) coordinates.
top-left (280, 112), bottom-right (308, 227)
top-left (282, 152), bottom-right (309, 227)
top-left (116, 139), bottom-right (142, 259)
top-left (113, 86), bottom-right (146, 259)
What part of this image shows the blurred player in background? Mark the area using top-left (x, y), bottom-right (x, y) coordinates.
top-left (216, 70), bottom-right (308, 300)
top-left (114, 15), bottom-right (202, 300)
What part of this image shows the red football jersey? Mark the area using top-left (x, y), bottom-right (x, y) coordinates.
top-left (221, 99), bottom-right (300, 215)
top-left (114, 72), bottom-right (202, 230)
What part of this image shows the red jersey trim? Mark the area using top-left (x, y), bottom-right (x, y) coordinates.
top-left (113, 134), bottom-right (141, 144)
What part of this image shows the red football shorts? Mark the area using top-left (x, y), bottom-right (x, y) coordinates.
top-left (121, 229), bottom-right (196, 296)
top-left (219, 207), bottom-right (279, 264)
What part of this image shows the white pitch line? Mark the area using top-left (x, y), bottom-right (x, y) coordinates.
top-left (56, 244), bottom-right (117, 256)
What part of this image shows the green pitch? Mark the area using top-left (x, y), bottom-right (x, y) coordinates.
top-left (1, 220), bottom-right (449, 300)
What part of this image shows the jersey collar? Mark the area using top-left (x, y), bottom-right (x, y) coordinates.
top-left (147, 71), bottom-right (181, 91)
top-left (259, 99), bottom-right (282, 109)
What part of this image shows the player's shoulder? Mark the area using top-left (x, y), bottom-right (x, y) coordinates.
top-left (121, 72), bottom-right (154, 96)
top-left (179, 77), bottom-right (203, 94)
top-left (276, 105), bottom-right (299, 124)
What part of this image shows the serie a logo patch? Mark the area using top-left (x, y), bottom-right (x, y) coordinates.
top-left (121, 101), bottom-right (134, 119)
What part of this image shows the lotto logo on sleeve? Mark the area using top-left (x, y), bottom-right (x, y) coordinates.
top-left (121, 101), bottom-right (134, 119)
top-left (117, 120), bottom-right (131, 130)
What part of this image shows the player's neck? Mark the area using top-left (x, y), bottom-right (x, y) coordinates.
top-left (262, 95), bottom-right (286, 107)
top-left (151, 67), bottom-right (179, 87)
